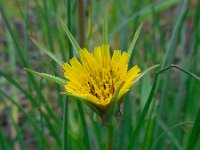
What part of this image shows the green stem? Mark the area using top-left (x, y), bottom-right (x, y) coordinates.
top-left (62, 99), bottom-right (68, 150)
top-left (76, 1), bottom-right (91, 149)
top-left (67, 0), bottom-right (73, 58)
top-left (78, 0), bottom-right (85, 48)
top-left (77, 102), bottom-right (91, 149)
top-left (106, 126), bottom-right (113, 150)
top-left (62, 0), bottom-right (73, 150)
top-left (103, 15), bottom-right (108, 45)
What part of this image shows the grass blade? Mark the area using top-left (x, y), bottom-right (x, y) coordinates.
top-left (0, 5), bottom-right (27, 65)
top-left (186, 109), bottom-right (200, 150)
top-left (158, 65), bottom-right (200, 81)
top-left (24, 68), bottom-right (66, 85)
top-left (152, 121), bottom-right (193, 149)
top-left (77, 0), bottom-right (85, 48)
top-left (128, 23), bottom-right (143, 62)
top-left (106, 82), bottom-right (125, 119)
top-left (127, 64), bottom-right (199, 149)
top-left (31, 38), bottom-right (64, 66)
top-left (133, 64), bottom-right (160, 84)
top-left (60, 92), bottom-right (89, 102)
top-left (156, 118), bottom-right (183, 150)
top-left (154, 0), bottom-right (189, 148)
top-left (77, 101), bottom-right (91, 150)
top-left (60, 20), bottom-right (81, 53)
top-left (110, 0), bottom-right (179, 38)
top-left (127, 73), bottom-right (159, 150)
top-left (103, 14), bottom-right (108, 45)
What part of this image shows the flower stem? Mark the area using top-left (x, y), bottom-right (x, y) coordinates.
top-left (106, 126), bottom-right (113, 150)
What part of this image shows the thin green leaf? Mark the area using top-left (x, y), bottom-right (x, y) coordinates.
top-left (186, 109), bottom-right (200, 150)
top-left (103, 14), bottom-right (108, 45)
top-left (31, 38), bottom-right (64, 66)
top-left (0, 71), bottom-right (61, 146)
top-left (158, 65), bottom-right (200, 81)
top-left (127, 64), bottom-right (199, 149)
top-left (128, 23), bottom-right (143, 62)
top-left (152, 121), bottom-right (193, 149)
top-left (60, 20), bottom-right (81, 53)
top-left (61, 92), bottom-right (91, 149)
top-left (109, 0), bottom-right (179, 38)
top-left (127, 73), bottom-right (159, 150)
top-left (24, 68), bottom-right (66, 85)
top-left (133, 64), bottom-right (160, 84)
top-left (106, 82), bottom-right (125, 117)
top-left (100, 82), bottom-right (125, 126)
top-left (0, 89), bottom-right (41, 132)
top-left (61, 92), bottom-right (103, 116)
top-left (156, 118), bottom-right (183, 150)
top-left (60, 92), bottom-right (88, 102)
top-left (0, 128), bottom-right (7, 150)
top-left (157, 1), bottom-right (189, 145)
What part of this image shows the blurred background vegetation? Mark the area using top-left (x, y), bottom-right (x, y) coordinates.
top-left (0, 0), bottom-right (200, 150)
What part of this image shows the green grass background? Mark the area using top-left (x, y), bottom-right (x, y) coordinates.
top-left (0, 0), bottom-right (200, 150)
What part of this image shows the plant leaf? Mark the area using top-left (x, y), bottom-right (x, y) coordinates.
top-left (158, 64), bottom-right (200, 81)
top-left (31, 38), bottom-right (64, 66)
top-left (106, 82), bottom-right (125, 116)
top-left (103, 14), bottom-right (108, 45)
top-left (25, 68), bottom-right (66, 85)
top-left (60, 92), bottom-right (88, 101)
top-left (60, 92), bottom-right (103, 115)
top-left (109, 0), bottom-right (179, 38)
top-left (133, 64), bottom-right (160, 84)
top-left (128, 23), bottom-right (143, 62)
top-left (60, 20), bottom-right (81, 54)
top-left (102, 82), bottom-right (125, 126)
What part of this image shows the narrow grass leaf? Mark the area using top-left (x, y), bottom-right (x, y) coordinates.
top-left (0, 88), bottom-right (61, 147)
top-left (24, 68), bottom-right (66, 85)
top-left (102, 82), bottom-right (125, 127)
top-left (0, 71), bottom-right (62, 145)
top-left (152, 121), bottom-right (193, 149)
top-left (128, 64), bottom-right (199, 150)
top-left (31, 38), bottom-right (64, 66)
top-left (0, 5), bottom-right (27, 65)
top-left (0, 71), bottom-right (37, 106)
top-left (60, 92), bottom-right (89, 102)
top-left (161, 0), bottom-right (188, 67)
top-left (157, 2), bottom-right (189, 144)
top-left (106, 82), bottom-right (125, 117)
top-left (103, 14), bottom-right (108, 45)
top-left (127, 73), bottom-right (159, 150)
top-left (133, 64), bottom-right (160, 84)
top-left (158, 65), bottom-right (200, 81)
top-left (0, 90), bottom-right (41, 132)
top-left (60, 92), bottom-right (102, 118)
top-left (140, 73), bottom-right (151, 110)
top-left (77, 101), bottom-right (91, 150)
top-left (110, 0), bottom-right (179, 38)
top-left (186, 109), bottom-right (200, 150)
top-left (128, 23), bottom-right (143, 62)
top-left (0, 129), bottom-right (7, 150)
top-left (60, 20), bottom-right (81, 53)
top-left (156, 118), bottom-right (183, 150)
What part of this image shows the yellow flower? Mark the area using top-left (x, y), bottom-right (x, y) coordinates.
top-left (63, 45), bottom-right (140, 111)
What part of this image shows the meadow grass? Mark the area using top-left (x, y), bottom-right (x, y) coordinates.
top-left (0, 0), bottom-right (200, 150)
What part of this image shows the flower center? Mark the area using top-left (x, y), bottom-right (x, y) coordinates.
top-left (84, 67), bottom-right (116, 102)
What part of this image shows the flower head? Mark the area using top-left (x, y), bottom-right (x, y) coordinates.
top-left (63, 45), bottom-right (140, 111)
